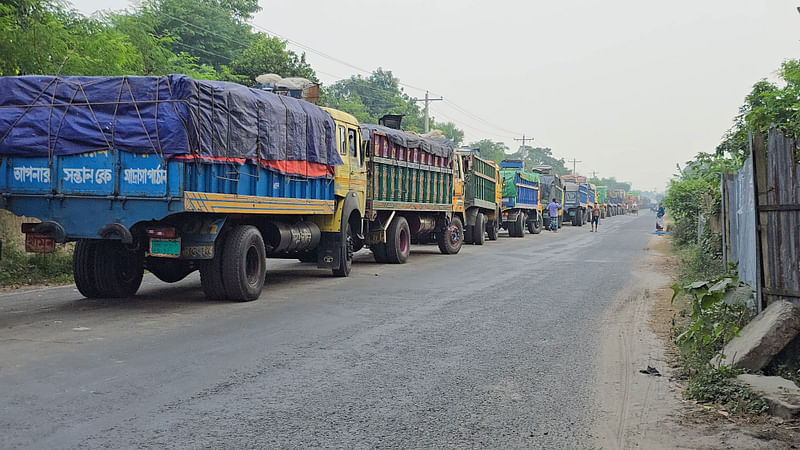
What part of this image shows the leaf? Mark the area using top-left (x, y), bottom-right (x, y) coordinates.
top-left (670, 283), bottom-right (682, 302)
top-left (687, 280), bottom-right (710, 290)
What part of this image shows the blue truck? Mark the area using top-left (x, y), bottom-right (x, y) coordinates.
top-left (0, 75), bottom-right (366, 301)
top-left (499, 160), bottom-right (542, 237)
top-left (562, 181), bottom-right (588, 226)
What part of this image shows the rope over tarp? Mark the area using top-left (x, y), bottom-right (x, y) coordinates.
top-left (0, 75), bottom-right (342, 168)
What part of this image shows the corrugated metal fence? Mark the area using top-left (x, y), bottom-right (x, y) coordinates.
top-left (722, 128), bottom-right (800, 310)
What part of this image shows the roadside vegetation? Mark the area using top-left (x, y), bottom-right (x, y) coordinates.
top-left (665, 57), bottom-right (800, 415)
top-left (0, 212), bottom-right (73, 287)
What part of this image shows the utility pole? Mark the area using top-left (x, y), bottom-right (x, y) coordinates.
top-left (591, 170), bottom-right (599, 179)
top-left (412, 91), bottom-right (443, 133)
top-left (513, 134), bottom-right (535, 149)
top-left (568, 158), bottom-right (582, 175)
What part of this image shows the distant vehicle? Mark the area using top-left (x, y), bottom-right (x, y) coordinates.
top-left (499, 160), bottom-right (542, 237)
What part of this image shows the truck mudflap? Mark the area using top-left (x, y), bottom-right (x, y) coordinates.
top-left (316, 232), bottom-right (342, 269)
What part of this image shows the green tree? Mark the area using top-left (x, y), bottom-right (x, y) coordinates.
top-left (716, 59), bottom-right (800, 163)
top-left (469, 139), bottom-right (509, 163)
top-left (431, 121), bottom-right (464, 146)
top-left (230, 33), bottom-right (316, 85)
top-left (141, 0), bottom-right (255, 69)
top-left (0, 0), bottom-right (141, 76)
top-left (324, 68), bottom-right (426, 129)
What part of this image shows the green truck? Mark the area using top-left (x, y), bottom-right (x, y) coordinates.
top-left (361, 124), bottom-right (463, 263)
top-left (456, 149), bottom-right (501, 244)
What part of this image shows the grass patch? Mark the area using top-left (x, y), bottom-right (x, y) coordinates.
top-left (0, 244), bottom-right (73, 287)
top-left (685, 366), bottom-right (768, 415)
top-left (676, 243), bottom-right (725, 285)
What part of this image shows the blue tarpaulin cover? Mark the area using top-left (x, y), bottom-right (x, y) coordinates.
top-left (0, 75), bottom-right (342, 167)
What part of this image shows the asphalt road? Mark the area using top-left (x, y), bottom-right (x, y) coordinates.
top-left (1, 213), bottom-right (656, 449)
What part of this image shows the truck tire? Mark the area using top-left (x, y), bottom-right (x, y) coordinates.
top-left (332, 220), bottom-right (353, 277)
top-left (221, 225), bottom-right (266, 301)
top-left (386, 216), bottom-right (411, 264)
top-left (487, 220), bottom-right (499, 241)
top-left (532, 214), bottom-right (543, 234)
top-left (527, 220), bottom-right (535, 234)
top-left (437, 216), bottom-right (464, 254)
top-left (512, 213), bottom-right (525, 237)
top-left (473, 213), bottom-right (486, 245)
top-left (371, 243), bottom-right (388, 263)
top-left (73, 240), bottom-right (102, 298)
top-left (146, 257), bottom-right (194, 283)
top-left (95, 240), bottom-right (144, 298)
top-left (201, 234), bottom-right (228, 300)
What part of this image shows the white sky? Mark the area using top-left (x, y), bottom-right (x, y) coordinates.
top-left (70, 0), bottom-right (799, 191)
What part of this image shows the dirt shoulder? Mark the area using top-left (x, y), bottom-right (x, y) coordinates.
top-left (593, 234), bottom-right (798, 449)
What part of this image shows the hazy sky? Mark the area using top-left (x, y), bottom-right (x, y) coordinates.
top-left (69, 0), bottom-right (799, 191)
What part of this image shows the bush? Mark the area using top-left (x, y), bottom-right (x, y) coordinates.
top-left (685, 366), bottom-right (769, 415)
top-left (0, 245), bottom-right (73, 286)
top-left (677, 244), bottom-right (725, 285)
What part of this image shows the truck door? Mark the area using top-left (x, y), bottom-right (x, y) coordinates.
top-left (347, 126), bottom-right (367, 211)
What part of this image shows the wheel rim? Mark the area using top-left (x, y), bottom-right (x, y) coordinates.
top-left (399, 228), bottom-right (409, 254)
top-left (450, 224), bottom-right (460, 244)
top-left (245, 245), bottom-right (260, 287)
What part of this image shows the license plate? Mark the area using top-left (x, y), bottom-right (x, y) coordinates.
top-left (25, 234), bottom-right (55, 253)
top-left (150, 238), bottom-right (181, 257)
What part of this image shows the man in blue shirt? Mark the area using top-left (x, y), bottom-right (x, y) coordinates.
top-left (656, 203), bottom-right (665, 231)
top-left (547, 198), bottom-right (561, 232)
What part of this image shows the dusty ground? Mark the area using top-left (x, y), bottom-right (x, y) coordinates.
top-left (594, 235), bottom-right (800, 449)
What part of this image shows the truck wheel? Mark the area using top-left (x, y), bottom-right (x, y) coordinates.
top-left (73, 240), bottom-right (102, 298)
top-left (146, 257), bottom-right (194, 283)
top-left (221, 225), bottom-right (266, 301)
top-left (371, 243), bottom-right (388, 263)
top-left (512, 213), bottom-right (525, 237)
top-left (571, 213), bottom-right (578, 226)
top-left (332, 220), bottom-right (353, 277)
top-left (532, 214), bottom-right (543, 234)
top-left (386, 216), bottom-right (411, 263)
top-left (473, 213), bottom-right (486, 245)
top-left (437, 216), bottom-right (464, 254)
top-left (95, 240), bottom-right (144, 298)
top-left (487, 220), bottom-right (499, 241)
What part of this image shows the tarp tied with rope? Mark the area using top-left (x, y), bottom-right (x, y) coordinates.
top-left (0, 75), bottom-right (342, 173)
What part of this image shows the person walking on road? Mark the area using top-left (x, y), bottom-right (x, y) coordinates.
top-left (656, 203), bottom-right (665, 231)
top-left (590, 204), bottom-right (601, 232)
top-left (546, 198), bottom-right (561, 232)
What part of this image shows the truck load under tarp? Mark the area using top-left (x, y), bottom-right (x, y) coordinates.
top-left (501, 170), bottom-right (539, 198)
top-left (0, 75), bottom-right (342, 175)
top-left (360, 124), bottom-right (453, 158)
